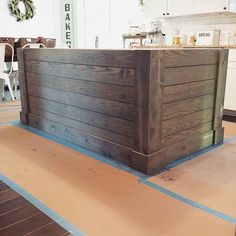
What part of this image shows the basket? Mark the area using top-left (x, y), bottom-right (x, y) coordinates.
top-left (14, 38), bottom-right (38, 48)
top-left (37, 37), bottom-right (56, 48)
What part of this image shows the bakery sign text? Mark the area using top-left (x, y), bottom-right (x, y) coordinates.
top-left (61, 0), bottom-right (75, 48)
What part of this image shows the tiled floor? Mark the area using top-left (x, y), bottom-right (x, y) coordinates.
top-left (0, 99), bottom-right (236, 236)
top-left (0, 181), bottom-right (70, 236)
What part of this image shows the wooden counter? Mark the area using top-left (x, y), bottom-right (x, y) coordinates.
top-left (17, 48), bottom-right (228, 174)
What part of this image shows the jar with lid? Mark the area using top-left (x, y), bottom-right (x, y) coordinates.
top-left (173, 36), bottom-right (180, 45)
top-left (189, 35), bottom-right (196, 46)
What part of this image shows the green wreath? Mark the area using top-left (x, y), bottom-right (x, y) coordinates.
top-left (9, 0), bottom-right (36, 22)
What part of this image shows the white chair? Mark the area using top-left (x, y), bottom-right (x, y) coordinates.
top-left (0, 43), bottom-right (15, 101)
top-left (10, 43), bottom-right (46, 99)
top-left (22, 43), bottom-right (46, 49)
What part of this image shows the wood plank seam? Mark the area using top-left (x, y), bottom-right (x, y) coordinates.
top-left (26, 72), bottom-right (135, 88)
top-left (165, 63), bottom-right (218, 69)
top-left (163, 92), bottom-right (215, 105)
top-left (28, 102), bottom-right (134, 138)
top-left (26, 75), bottom-right (135, 105)
top-left (29, 104), bottom-right (134, 138)
top-left (27, 86), bottom-right (135, 121)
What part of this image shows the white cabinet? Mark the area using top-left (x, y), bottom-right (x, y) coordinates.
top-left (143, 0), bottom-right (167, 18)
top-left (224, 50), bottom-right (236, 111)
top-left (194, 0), bottom-right (229, 14)
top-left (144, 0), bottom-right (198, 17)
top-left (167, 0), bottom-right (196, 16)
top-left (144, 0), bottom-right (236, 18)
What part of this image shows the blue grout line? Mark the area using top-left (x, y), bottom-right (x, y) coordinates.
top-left (0, 174), bottom-right (85, 236)
top-left (8, 120), bottom-right (236, 225)
top-left (144, 181), bottom-right (236, 224)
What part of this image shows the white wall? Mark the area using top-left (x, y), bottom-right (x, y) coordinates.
top-left (0, 0), bottom-right (57, 39)
top-left (161, 13), bottom-right (236, 45)
top-left (75, 0), bottom-right (144, 49)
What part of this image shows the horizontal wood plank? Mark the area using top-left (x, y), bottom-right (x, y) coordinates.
top-left (26, 222), bottom-right (68, 236)
top-left (0, 204), bottom-right (39, 229)
top-left (148, 131), bottom-right (214, 174)
top-left (164, 49), bottom-right (219, 68)
top-left (25, 61), bottom-right (135, 86)
top-left (0, 183), bottom-right (9, 193)
top-left (28, 114), bottom-right (132, 165)
top-left (28, 96), bottom-right (134, 137)
top-left (164, 64), bottom-right (217, 86)
top-left (163, 94), bottom-right (215, 120)
top-left (24, 49), bottom-right (136, 68)
top-left (162, 108), bottom-right (214, 137)
top-left (161, 122), bottom-right (212, 147)
top-left (0, 213), bottom-right (52, 236)
top-left (29, 107), bottom-right (134, 148)
top-left (26, 72), bottom-right (134, 104)
top-left (27, 85), bottom-right (134, 121)
top-left (0, 197), bottom-right (30, 216)
top-left (0, 190), bottom-right (19, 204)
top-left (163, 79), bottom-right (216, 103)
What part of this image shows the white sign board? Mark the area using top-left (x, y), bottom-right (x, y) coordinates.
top-left (61, 0), bottom-right (76, 48)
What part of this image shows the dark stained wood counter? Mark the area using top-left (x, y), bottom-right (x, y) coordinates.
top-left (17, 48), bottom-right (228, 174)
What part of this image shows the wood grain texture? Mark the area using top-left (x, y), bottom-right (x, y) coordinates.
top-left (147, 50), bottom-right (165, 153)
top-left (214, 127), bottom-right (225, 145)
top-left (28, 114), bottom-right (132, 165)
top-left (164, 64), bottom-right (217, 86)
top-left (27, 85), bottom-right (134, 121)
top-left (162, 108), bottom-right (214, 137)
top-left (148, 131), bottom-right (214, 174)
top-left (25, 61), bottom-right (135, 86)
top-left (134, 50), bottom-right (150, 153)
top-left (26, 222), bottom-right (69, 236)
top-left (18, 48), bottom-right (227, 174)
top-left (0, 213), bottom-right (52, 236)
top-left (0, 181), bottom-right (69, 236)
top-left (164, 49), bottom-right (219, 68)
top-left (0, 190), bottom-right (19, 204)
top-left (161, 122), bottom-right (212, 147)
top-left (24, 49), bottom-right (136, 68)
top-left (26, 72), bottom-right (134, 104)
top-left (213, 49), bottom-right (229, 130)
top-left (0, 197), bottom-right (30, 216)
top-left (131, 130), bottom-right (214, 174)
top-left (17, 48), bottom-right (28, 125)
top-left (163, 94), bottom-right (215, 120)
top-left (0, 182), bottom-right (9, 193)
top-left (0, 204), bottom-right (40, 229)
top-left (134, 50), bottom-right (164, 154)
top-left (29, 106), bottom-right (134, 148)
top-left (163, 80), bottom-right (216, 103)
top-left (28, 96), bottom-right (134, 137)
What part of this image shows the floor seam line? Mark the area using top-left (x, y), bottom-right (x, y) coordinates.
top-left (143, 180), bottom-right (236, 224)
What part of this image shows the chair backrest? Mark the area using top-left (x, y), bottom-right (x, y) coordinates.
top-left (0, 43), bottom-right (14, 74)
top-left (22, 43), bottom-right (46, 49)
top-left (0, 44), bottom-right (5, 73)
